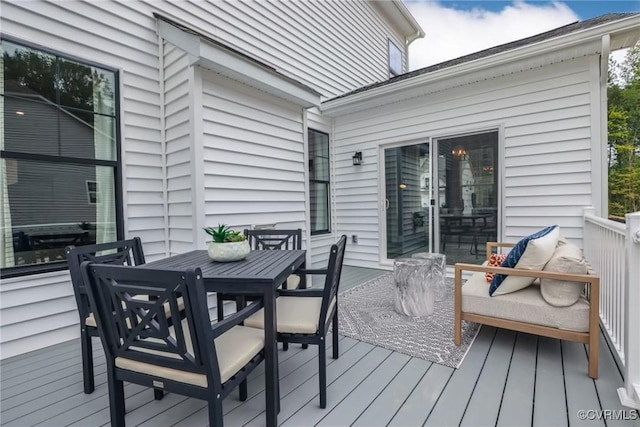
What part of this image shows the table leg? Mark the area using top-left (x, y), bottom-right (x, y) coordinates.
top-left (264, 288), bottom-right (279, 427)
top-left (299, 259), bottom-right (307, 289)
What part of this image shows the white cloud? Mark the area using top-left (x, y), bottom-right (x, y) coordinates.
top-left (405, 1), bottom-right (580, 70)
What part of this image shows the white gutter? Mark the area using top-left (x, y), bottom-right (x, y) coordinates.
top-left (371, 1), bottom-right (425, 45)
top-left (391, 0), bottom-right (426, 44)
top-left (322, 14), bottom-right (640, 115)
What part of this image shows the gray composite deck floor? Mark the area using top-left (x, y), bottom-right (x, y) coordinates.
top-left (0, 266), bottom-right (633, 427)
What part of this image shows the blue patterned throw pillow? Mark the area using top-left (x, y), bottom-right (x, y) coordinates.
top-left (489, 225), bottom-right (558, 296)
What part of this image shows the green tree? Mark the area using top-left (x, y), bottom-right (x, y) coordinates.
top-left (608, 45), bottom-right (640, 216)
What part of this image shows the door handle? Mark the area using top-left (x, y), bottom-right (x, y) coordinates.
top-left (385, 199), bottom-right (390, 210)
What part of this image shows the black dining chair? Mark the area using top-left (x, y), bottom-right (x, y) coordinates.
top-left (81, 263), bottom-right (266, 427)
top-left (244, 235), bottom-right (347, 408)
top-left (66, 238), bottom-right (147, 395)
top-left (216, 228), bottom-right (303, 322)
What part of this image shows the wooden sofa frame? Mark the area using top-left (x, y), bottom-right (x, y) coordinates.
top-left (454, 242), bottom-right (600, 379)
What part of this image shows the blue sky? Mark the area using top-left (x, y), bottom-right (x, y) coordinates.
top-left (438, 1), bottom-right (639, 19)
top-left (404, 1), bottom-right (639, 69)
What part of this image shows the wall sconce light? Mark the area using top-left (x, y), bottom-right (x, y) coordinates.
top-left (399, 183), bottom-right (407, 189)
top-left (352, 151), bottom-right (363, 165)
top-left (451, 145), bottom-right (466, 159)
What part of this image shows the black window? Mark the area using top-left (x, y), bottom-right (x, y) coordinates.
top-left (309, 129), bottom-right (330, 235)
top-left (1, 39), bottom-right (122, 277)
top-left (388, 39), bottom-right (403, 77)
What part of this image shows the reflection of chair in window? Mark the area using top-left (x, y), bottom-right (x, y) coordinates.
top-left (412, 211), bottom-right (425, 231)
top-left (440, 217), bottom-right (465, 251)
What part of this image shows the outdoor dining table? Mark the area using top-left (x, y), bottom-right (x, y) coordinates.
top-left (144, 248), bottom-right (307, 427)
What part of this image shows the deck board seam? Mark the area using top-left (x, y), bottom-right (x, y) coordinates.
top-left (495, 331), bottom-right (519, 427)
top-left (313, 350), bottom-right (400, 426)
top-left (278, 343), bottom-right (377, 425)
top-left (457, 327), bottom-right (498, 426)
top-left (417, 364), bottom-right (454, 427)
top-left (350, 356), bottom-right (420, 426)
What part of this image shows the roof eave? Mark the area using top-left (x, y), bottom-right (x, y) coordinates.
top-left (321, 14), bottom-right (640, 116)
top-left (369, 0), bottom-right (425, 44)
top-left (157, 17), bottom-right (322, 108)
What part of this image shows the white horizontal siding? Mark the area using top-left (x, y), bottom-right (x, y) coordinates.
top-left (333, 57), bottom-right (599, 267)
top-left (163, 42), bottom-right (194, 256)
top-left (0, 0), bottom-right (404, 358)
top-left (200, 72), bottom-right (306, 240)
top-left (0, 271), bottom-right (78, 359)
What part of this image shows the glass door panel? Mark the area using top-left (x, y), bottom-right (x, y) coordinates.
top-left (384, 143), bottom-right (432, 259)
top-left (436, 131), bottom-right (498, 264)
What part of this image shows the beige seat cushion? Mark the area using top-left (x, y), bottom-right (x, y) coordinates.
top-left (85, 296), bottom-right (186, 328)
top-left (115, 322), bottom-right (264, 386)
top-left (540, 243), bottom-right (588, 307)
top-left (286, 274), bottom-right (301, 289)
top-left (463, 272), bottom-right (589, 332)
top-left (244, 296), bottom-right (336, 334)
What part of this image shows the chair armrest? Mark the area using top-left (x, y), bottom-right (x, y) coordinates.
top-left (278, 288), bottom-right (324, 297)
top-left (296, 268), bottom-right (328, 276)
top-left (212, 299), bottom-right (264, 338)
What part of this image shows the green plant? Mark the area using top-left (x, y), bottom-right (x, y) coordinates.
top-left (204, 224), bottom-right (247, 243)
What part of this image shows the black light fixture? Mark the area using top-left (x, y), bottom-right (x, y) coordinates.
top-left (352, 151), bottom-right (363, 165)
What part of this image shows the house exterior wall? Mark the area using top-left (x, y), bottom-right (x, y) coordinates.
top-left (0, 0), bottom-right (406, 358)
top-left (163, 41), bottom-right (195, 256)
top-left (200, 71), bottom-right (307, 241)
top-left (333, 56), bottom-right (600, 268)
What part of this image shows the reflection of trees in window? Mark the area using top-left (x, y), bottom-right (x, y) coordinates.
top-left (3, 44), bottom-right (114, 113)
top-left (1, 39), bottom-right (120, 275)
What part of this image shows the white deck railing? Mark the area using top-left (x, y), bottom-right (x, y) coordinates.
top-left (583, 207), bottom-right (640, 410)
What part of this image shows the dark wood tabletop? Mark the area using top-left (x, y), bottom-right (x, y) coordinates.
top-left (145, 249), bottom-right (306, 293)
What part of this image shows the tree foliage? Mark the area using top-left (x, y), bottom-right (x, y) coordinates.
top-left (608, 45), bottom-right (640, 216)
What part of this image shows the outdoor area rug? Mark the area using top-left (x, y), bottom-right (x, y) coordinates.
top-left (338, 272), bottom-right (480, 368)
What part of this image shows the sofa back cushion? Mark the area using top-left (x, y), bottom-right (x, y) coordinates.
top-left (490, 225), bottom-right (560, 296)
top-left (540, 242), bottom-right (588, 307)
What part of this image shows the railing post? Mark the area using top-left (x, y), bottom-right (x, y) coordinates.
top-left (618, 211), bottom-right (640, 409)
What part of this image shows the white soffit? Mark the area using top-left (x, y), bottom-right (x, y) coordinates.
top-left (321, 14), bottom-right (640, 116)
top-left (157, 18), bottom-right (321, 108)
top-left (369, 0), bottom-right (425, 44)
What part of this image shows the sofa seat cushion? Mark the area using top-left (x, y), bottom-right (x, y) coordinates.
top-left (463, 272), bottom-right (589, 332)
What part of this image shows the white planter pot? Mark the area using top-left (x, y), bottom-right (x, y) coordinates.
top-left (207, 240), bottom-right (250, 262)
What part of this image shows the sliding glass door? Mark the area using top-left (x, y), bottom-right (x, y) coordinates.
top-left (384, 143), bottom-right (432, 259)
top-left (382, 131), bottom-right (498, 265)
top-left (436, 131), bottom-right (499, 264)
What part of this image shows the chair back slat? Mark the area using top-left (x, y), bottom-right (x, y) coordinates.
top-left (319, 235), bottom-right (347, 327)
top-left (244, 229), bottom-right (302, 251)
top-left (66, 238), bottom-right (145, 323)
top-left (81, 263), bottom-right (219, 379)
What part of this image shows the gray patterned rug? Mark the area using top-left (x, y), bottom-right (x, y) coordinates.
top-left (338, 273), bottom-right (480, 368)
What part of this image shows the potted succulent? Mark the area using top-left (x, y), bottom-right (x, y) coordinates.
top-left (204, 224), bottom-right (250, 262)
